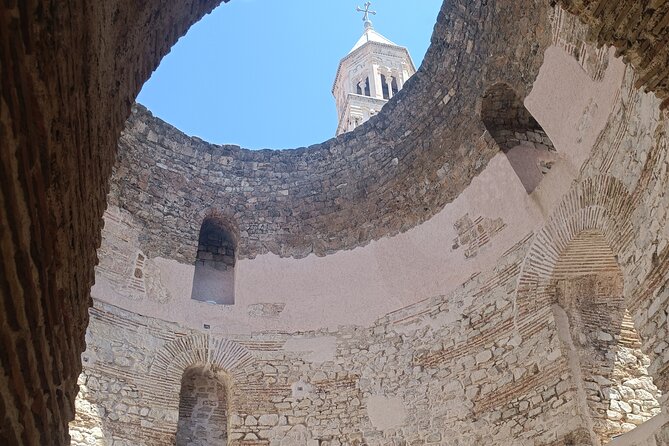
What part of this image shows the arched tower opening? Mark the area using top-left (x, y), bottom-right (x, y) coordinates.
top-left (381, 73), bottom-right (390, 99)
top-left (177, 366), bottom-right (229, 445)
top-left (391, 76), bottom-right (399, 96)
top-left (191, 217), bottom-right (237, 305)
top-left (480, 83), bottom-right (558, 193)
top-left (551, 230), bottom-right (661, 443)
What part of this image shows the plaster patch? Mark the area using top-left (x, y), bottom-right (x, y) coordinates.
top-left (283, 337), bottom-right (337, 363)
top-left (154, 257), bottom-right (194, 303)
top-left (247, 303), bottom-right (286, 318)
top-left (452, 214), bottom-right (506, 258)
top-left (366, 395), bottom-right (407, 431)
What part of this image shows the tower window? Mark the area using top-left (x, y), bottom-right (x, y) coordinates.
top-left (381, 74), bottom-right (390, 99)
top-left (391, 77), bottom-right (399, 96)
top-left (364, 77), bottom-right (371, 96)
top-left (191, 217), bottom-right (236, 305)
top-left (356, 82), bottom-right (363, 95)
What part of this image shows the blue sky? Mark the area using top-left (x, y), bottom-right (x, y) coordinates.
top-left (137, 0), bottom-right (443, 149)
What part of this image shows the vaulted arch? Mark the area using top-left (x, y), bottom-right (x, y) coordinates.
top-left (480, 82), bottom-right (558, 193)
top-left (150, 334), bottom-right (255, 382)
top-left (177, 365), bottom-right (230, 445)
top-left (514, 176), bottom-right (665, 443)
top-left (192, 216), bottom-right (237, 305)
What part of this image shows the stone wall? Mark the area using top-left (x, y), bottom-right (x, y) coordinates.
top-left (92, 36), bottom-right (640, 337)
top-left (552, 231), bottom-right (661, 442)
top-left (556, 0), bottom-right (669, 109)
top-left (177, 367), bottom-right (229, 445)
top-left (74, 237), bottom-right (582, 445)
top-left (0, 0), bottom-right (226, 443)
top-left (73, 27), bottom-right (669, 446)
top-left (4, 0), bottom-right (669, 443)
top-left (109, 0), bottom-right (555, 262)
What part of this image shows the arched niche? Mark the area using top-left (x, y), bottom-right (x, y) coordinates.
top-left (191, 217), bottom-right (237, 305)
top-left (177, 365), bottom-right (229, 446)
top-left (480, 83), bottom-right (558, 193)
top-left (550, 230), bottom-right (661, 443)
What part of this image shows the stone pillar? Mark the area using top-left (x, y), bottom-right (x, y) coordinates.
top-left (371, 64), bottom-right (382, 99)
top-left (386, 74), bottom-right (394, 99)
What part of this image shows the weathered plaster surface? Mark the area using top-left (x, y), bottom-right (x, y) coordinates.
top-left (74, 29), bottom-right (669, 445)
top-left (93, 46), bottom-right (627, 334)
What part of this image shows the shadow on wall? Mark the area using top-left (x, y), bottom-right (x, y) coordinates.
top-left (191, 216), bottom-right (237, 305)
top-left (177, 365), bottom-right (230, 446)
top-left (480, 83), bottom-right (559, 193)
top-left (551, 230), bottom-right (662, 443)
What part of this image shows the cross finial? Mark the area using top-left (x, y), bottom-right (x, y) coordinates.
top-left (356, 2), bottom-right (376, 29)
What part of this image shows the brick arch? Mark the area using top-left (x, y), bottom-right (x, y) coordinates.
top-left (512, 175), bottom-right (669, 442)
top-left (478, 82), bottom-right (558, 193)
top-left (7, 0), bottom-right (667, 441)
top-left (150, 334), bottom-right (256, 384)
top-left (514, 175), bottom-right (636, 324)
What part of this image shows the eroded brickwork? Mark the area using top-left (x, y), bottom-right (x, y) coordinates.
top-left (75, 236), bottom-right (584, 445)
top-left (553, 231), bottom-right (661, 443)
top-left (452, 214), bottom-right (507, 259)
top-left (0, 0), bottom-right (226, 443)
top-left (556, 0), bottom-right (669, 109)
top-left (551, 6), bottom-right (610, 82)
top-left (4, 0), bottom-right (669, 444)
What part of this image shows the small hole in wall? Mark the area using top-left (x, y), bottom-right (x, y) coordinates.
top-left (203, 324), bottom-right (210, 330)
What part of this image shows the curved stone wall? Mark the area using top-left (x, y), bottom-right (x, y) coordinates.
top-left (0, 0), bottom-right (227, 443)
top-left (3, 0), bottom-right (669, 443)
top-left (93, 40), bottom-right (626, 334)
top-left (75, 7), bottom-right (669, 444)
top-left (110, 0), bottom-right (554, 262)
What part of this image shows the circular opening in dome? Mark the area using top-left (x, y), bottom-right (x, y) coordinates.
top-left (137, 0), bottom-right (442, 150)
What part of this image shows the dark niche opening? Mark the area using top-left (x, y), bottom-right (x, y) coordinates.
top-left (480, 83), bottom-right (558, 193)
top-left (191, 217), bottom-right (236, 305)
top-left (177, 366), bottom-right (229, 445)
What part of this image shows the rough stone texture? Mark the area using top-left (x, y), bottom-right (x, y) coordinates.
top-left (71, 220), bottom-right (661, 444)
top-left (552, 231), bottom-right (661, 443)
top-left (75, 41), bottom-right (669, 446)
top-left (4, 0), bottom-right (669, 444)
top-left (75, 243), bottom-right (581, 446)
top-left (556, 0), bottom-right (669, 109)
top-left (0, 0), bottom-right (226, 444)
top-left (109, 0), bottom-right (555, 262)
top-left (177, 367), bottom-right (229, 446)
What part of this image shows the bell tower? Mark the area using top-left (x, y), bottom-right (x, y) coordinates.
top-left (333, 2), bottom-right (416, 136)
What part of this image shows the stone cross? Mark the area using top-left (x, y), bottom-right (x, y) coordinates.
top-left (356, 2), bottom-right (377, 23)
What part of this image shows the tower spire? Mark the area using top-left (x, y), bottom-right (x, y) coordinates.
top-left (356, 2), bottom-right (376, 30)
